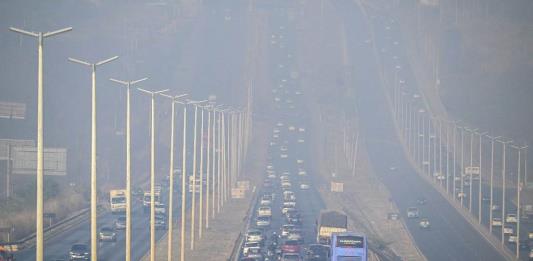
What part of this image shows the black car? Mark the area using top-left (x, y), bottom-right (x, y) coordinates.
top-left (306, 244), bottom-right (329, 261)
top-left (69, 243), bottom-right (89, 260)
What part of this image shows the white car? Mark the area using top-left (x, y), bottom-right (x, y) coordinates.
top-left (407, 207), bottom-right (419, 218)
top-left (257, 206), bottom-right (272, 217)
top-left (243, 241), bottom-right (260, 256)
top-left (283, 201), bottom-right (296, 208)
top-left (246, 229), bottom-right (263, 243)
top-left (246, 247), bottom-right (263, 259)
top-left (280, 153), bottom-right (288, 159)
top-left (297, 138), bottom-right (305, 143)
top-left (260, 196), bottom-right (272, 206)
top-left (491, 217), bottom-right (502, 227)
top-left (298, 170), bottom-right (307, 176)
top-left (298, 127), bottom-right (305, 132)
top-left (273, 134), bottom-right (279, 139)
top-left (288, 126), bottom-right (296, 131)
top-left (296, 159), bottom-right (304, 164)
top-left (506, 213), bottom-right (517, 223)
top-left (282, 207), bottom-right (295, 215)
top-left (273, 128), bottom-right (280, 134)
top-left (419, 218), bottom-right (430, 229)
top-left (300, 183), bottom-right (310, 190)
top-left (281, 224), bottom-right (295, 237)
top-left (256, 216), bottom-right (271, 227)
top-left (282, 181), bottom-right (292, 189)
top-left (508, 235), bottom-right (518, 244)
top-left (503, 225), bottom-right (514, 235)
top-left (276, 122), bottom-right (284, 127)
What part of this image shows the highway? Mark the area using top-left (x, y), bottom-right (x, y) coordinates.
top-left (330, 0), bottom-right (505, 260)
top-left (360, 1), bottom-right (533, 259)
top-left (238, 5), bottom-right (328, 260)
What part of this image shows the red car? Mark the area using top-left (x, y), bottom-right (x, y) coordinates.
top-left (281, 240), bottom-right (301, 253)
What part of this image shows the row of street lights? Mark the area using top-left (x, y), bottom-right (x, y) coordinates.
top-left (9, 26), bottom-right (251, 261)
top-left (385, 54), bottom-right (529, 258)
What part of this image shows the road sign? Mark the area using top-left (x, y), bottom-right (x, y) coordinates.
top-left (330, 182), bottom-right (344, 192)
top-left (465, 166), bottom-right (480, 175)
top-left (231, 188), bottom-right (245, 199)
top-left (0, 102), bottom-right (26, 119)
top-left (237, 180), bottom-right (250, 190)
top-left (0, 139), bottom-right (34, 160)
top-left (12, 147), bottom-right (67, 176)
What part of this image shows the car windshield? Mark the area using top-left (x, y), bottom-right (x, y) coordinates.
top-left (71, 244), bottom-right (88, 251)
top-left (101, 227), bottom-right (113, 232)
top-left (285, 240), bottom-right (299, 245)
top-left (258, 216), bottom-right (269, 221)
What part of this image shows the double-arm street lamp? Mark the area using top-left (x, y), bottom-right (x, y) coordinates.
top-left (159, 93), bottom-right (187, 261)
top-left (138, 88), bottom-right (169, 261)
top-left (109, 77), bottom-right (147, 261)
top-left (68, 55), bottom-right (119, 261)
top-left (9, 26), bottom-right (72, 261)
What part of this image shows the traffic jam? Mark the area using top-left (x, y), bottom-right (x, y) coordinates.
top-left (237, 7), bottom-right (332, 260)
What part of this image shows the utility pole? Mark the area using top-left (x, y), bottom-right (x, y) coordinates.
top-left (109, 77), bottom-right (148, 261)
top-left (138, 88), bottom-right (169, 261)
top-left (9, 26), bottom-right (72, 261)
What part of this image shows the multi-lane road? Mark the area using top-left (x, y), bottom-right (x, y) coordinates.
top-left (238, 6), bottom-right (328, 260)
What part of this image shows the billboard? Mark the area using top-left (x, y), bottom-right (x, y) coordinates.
top-left (12, 147), bottom-right (67, 176)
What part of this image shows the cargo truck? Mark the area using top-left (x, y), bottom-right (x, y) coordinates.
top-left (316, 210), bottom-right (348, 245)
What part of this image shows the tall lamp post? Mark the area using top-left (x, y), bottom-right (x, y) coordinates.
top-left (68, 55), bottom-right (119, 261)
top-left (159, 93), bottom-right (187, 261)
top-left (9, 26), bottom-right (72, 261)
top-left (189, 100), bottom-right (208, 250)
top-left (138, 88), bottom-right (169, 261)
top-left (109, 77), bottom-right (148, 261)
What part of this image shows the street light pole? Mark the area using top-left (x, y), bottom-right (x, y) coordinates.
top-left (486, 135), bottom-right (500, 233)
top-left (180, 103), bottom-right (188, 261)
top-left (138, 88), bottom-right (169, 261)
top-left (188, 100), bottom-right (207, 250)
top-left (109, 77), bottom-right (148, 261)
top-left (205, 105), bottom-right (213, 229)
top-left (159, 94), bottom-right (188, 261)
top-left (9, 26), bottom-right (72, 261)
top-left (211, 109), bottom-right (218, 218)
top-left (69, 55), bottom-right (118, 261)
top-left (498, 139), bottom-right (513, 246)
top-left (198, 107), bottom-right (205, 238)
top-left (465, 128), bottom-right (477, 212)
top-left (477, 131), bottom-right (487, 223)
